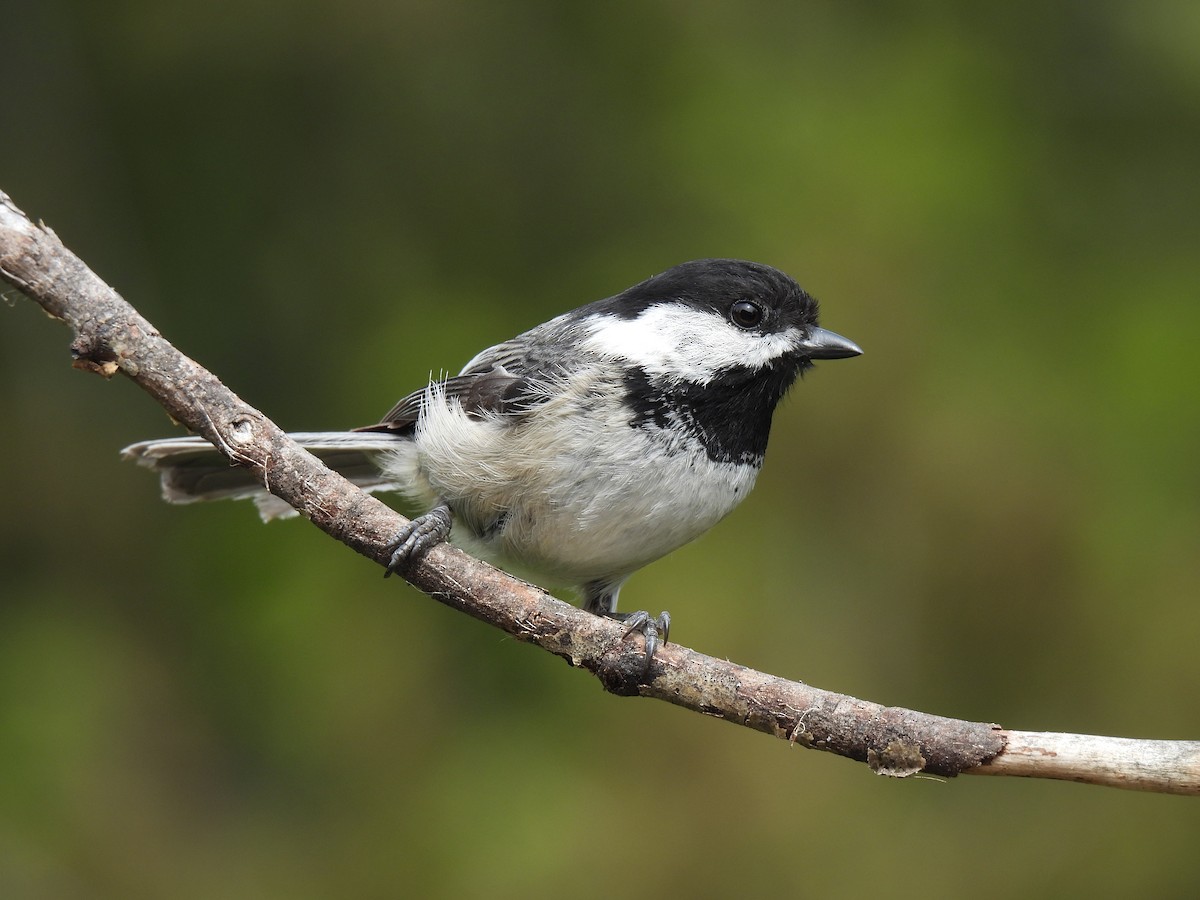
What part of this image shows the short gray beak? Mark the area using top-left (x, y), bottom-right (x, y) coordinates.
top-left (799, 326), bottom-right (863, 360)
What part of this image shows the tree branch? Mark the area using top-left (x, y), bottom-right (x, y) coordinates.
top-left (3, 188), bottom-right (1197, 796)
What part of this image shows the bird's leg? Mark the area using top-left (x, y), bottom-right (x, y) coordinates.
top-left (384, 502), bottom-right (453, 577)
top-left (583, 581), bottom-right (670, 666)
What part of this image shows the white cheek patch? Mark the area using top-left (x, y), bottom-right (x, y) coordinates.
top-left (582, 304), bottom-right (799, 383)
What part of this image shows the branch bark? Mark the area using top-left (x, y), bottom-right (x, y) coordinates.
top-left (3, 188), bottom-right (1197, 796)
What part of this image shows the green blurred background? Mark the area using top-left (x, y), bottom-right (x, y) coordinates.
top-left (3, 1), bottom-right (1199, 897)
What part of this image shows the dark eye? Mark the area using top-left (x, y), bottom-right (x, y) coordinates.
top-left (730, 300), bottom-right (764, 329)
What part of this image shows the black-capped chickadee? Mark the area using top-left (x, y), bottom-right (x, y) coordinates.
top-left (124, 259), bottom-right (861, 659)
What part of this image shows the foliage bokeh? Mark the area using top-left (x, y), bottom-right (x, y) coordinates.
top-left (3, 2), bottom-right (1199, 897)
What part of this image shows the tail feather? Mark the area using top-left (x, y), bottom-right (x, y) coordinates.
top-left (121, 431), bottom-right (405, 521)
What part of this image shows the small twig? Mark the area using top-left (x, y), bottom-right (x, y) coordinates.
top-left (3, 188), bottom-right (1197, 796)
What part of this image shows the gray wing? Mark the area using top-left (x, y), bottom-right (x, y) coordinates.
top-left (357, 319), bottom-right (575, 434)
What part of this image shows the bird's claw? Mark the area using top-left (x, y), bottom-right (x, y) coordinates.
top-left (611, 609), bottom-right (671, 668)
top-left (384, 504), bottom-right (452, 577)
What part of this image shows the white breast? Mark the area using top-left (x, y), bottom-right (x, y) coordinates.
top-left (379, 377), bottom-right (759, 588)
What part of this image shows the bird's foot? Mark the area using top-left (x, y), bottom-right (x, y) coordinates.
top-left (608, 609), bottom-right (671, 667)
top-left (384, 504), bottom-right (452, 577)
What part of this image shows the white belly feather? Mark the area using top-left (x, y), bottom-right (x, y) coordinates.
top-left (380, 381), bottom-right (758, 587)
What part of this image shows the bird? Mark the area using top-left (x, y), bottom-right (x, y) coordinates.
top-left (123, 259), bottom-right (861, 662)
